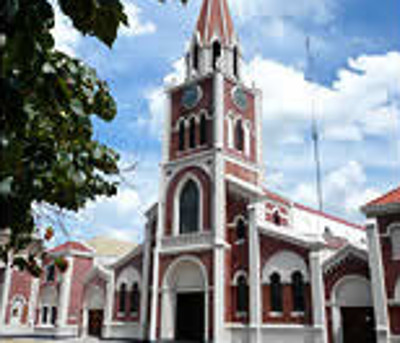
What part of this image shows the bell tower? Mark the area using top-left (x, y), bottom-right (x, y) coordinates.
top-left (150, 0), bottom-right (263, 341)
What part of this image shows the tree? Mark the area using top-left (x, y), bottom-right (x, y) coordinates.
top-left (0, 0), bottom-right (138, 270)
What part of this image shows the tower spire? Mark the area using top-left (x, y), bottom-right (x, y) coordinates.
top-left (195, 0), bottom-right (235, 46)
top-left (186, 0), bottom-right (240, 79)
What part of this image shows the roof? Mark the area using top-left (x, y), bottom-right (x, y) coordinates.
top-left (48, 241), bottom-right (93, 254)
top-left (294, 203), bottom-right (364, 231)
top-left (365, 186), bottom-right (400, 207)
top-left (85, 236), bottom-right (137, 258)
top-left (195, 0), bottom-right (235, 45)
top-left (361, 185), bottom-right (400, 216)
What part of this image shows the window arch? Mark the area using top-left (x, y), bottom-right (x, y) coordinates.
top-left (233, 46), bottom-right (239, 77)
top-left (236, 218), bottom-right (246, 241)
top-left (193, 42), bottom-right (200, 71)
top-left (270, 273), bottom-right (283, 312)
top-left (130, 282), bottom-right (140, 314)
top-left (235, 119), bottom-right (244, 151)
top-left (199, 114), bottom-right (207, 145)
top-left (291, 271), bottom-right (305, 312)
top-left (178, 120), bottom-right (185, 151)
top-left (273, 210), bottom-right (281, 226)
top-left (179, 179), bottom-right (200, 234)
top-left (189, 117), bottom-right (196, 149)
top-left (212, 40), bottom-right (221, 70)
top-left (119, 283), bottom-right (127, 313)
top-left (237, 275), bottom-right (248, 314)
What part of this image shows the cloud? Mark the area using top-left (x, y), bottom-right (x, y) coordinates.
top-left (137, 58), bottom-right (186, 139)
top-left (230, 0), bottom-right (336, 24)
top-left (293, 161), bottom-right (380, 216)
top-left (51, 3), bottom-right (81, 55)
top-left (120, 1), bottom-right (156, 37)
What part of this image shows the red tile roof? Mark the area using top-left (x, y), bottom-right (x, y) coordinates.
top-left (196, 0), bottom-right (235, 45)
top-left (364, 186), bottom-right (400, 207)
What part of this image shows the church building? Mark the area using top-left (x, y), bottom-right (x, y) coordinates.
top-left (0, 0), bottom-right (399, 342)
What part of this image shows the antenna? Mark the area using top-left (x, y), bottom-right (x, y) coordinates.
top-left (306, 37), bottom-right (324, 212)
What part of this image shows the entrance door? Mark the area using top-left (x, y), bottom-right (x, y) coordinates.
top-left (341, 307), bottom-right (376, 343)
top-left (88, 309), bottom-right (104, 338)
top-left (175, 292), bottom-right (205, 342)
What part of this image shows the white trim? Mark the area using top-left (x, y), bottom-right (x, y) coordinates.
top-left (232, 270), bottom-right (248, 286)
top-left (173, 173), bottom-right (204, 236)
top-left (160, 255), bottom-right (209, 342)
top-left (330, 275), bottom-right (373, 343)
top-left (116, 266), bottom-right (141, 289)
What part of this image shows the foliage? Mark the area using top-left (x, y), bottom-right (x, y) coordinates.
top-left (0, 0), bottom-right (128, 259)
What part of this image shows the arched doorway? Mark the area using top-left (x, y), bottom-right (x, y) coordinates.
top-left (84, 285), bottom-right (105, 338)
top-left (331, 276), bottom-right (376, 343)
top-left (161, 256), bottom-right (208, 342)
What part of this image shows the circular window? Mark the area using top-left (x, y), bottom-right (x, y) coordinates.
top-left (232, 86), bottom-right (248, 111)
top-left (182, 84), bottom-right (202, 109)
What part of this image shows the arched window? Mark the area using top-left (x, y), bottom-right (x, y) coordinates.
top-left (130, 283), bottom-right (140, 314)
top-left (236, 218), bottom-right (246, 241)
top-left (235, 120), bottom-right (244, 151)
top-left (178, 120), bottom-right (185, 151)
top-left (233, 46), bottom-right (239, 77)
top-left (193, 43), bottom-right (199, 71)
top-left (199, 114), bottom-right (207, 145)
top-left (212, 41), bottom-right (221, 70)
top-left (237, 275), bottom-right (248, 314)
top-left (270, 273), bottom-right (283, 312)
top-left (119, 283), bottom-right (127, 313)
top-left (179, 180), bottom-right (200, 234)
top-left (291, 271), bottom-right (305, 312)
top-left (189, 117), bottom-right (196, 149)
top-left (273, 210), bottom-right (281, 226)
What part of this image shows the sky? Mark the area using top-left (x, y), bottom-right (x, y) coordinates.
top-left (45, 0), bottom-right (400, 244)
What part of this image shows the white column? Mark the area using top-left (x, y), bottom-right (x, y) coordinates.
top-left (214, 71), bottom-right (224, 149)
top-left (162, 92), bottom-right (172, 164)
top-left (103, 275), bottom-right (115, 338)
top-left (310, 249), bottom-right (328, 343)
top-left (57, 256), bottom-right (74, 331)
top-left (140, 223), bottom-right (152, 339)
top-left (0, 259), bottom-right (12, 329)
top-left (366, 220), bottom-right (390, 343)
top-left (213, 151), bottom-right (226, 342)
top-left (149, 168), bottom-right (166, 341)
top-left (28, 277), bottom-right (40, 328)
top-left (254, 87), bottom-right (263, 176)
top-left (248, 204), bottom-right (262, 343)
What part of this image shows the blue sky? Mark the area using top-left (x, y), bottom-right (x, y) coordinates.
top-left (45, 0), bottom-right (400, 244)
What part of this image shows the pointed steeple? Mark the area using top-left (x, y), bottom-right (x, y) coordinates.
top-left (186, 0), bottom-right (240, 80)
top-left (195, 0), bottom-right (235, 46)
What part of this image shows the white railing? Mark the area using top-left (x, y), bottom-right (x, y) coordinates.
top-left (161, 231), bottom-right (213, 252)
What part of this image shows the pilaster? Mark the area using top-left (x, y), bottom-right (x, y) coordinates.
top-left (103, 274), bottom-right (115, 338)
top-left (57, 256), bottom-right (74, 328)
top-left (149, 166), bottom-right (166, 340)
top-left (213, 150), bottom-right (226, 342)
top-left (213, 71), bottom-right (224, 149)
top-left (248, 204), bottom-right (262, 343)
top-left (366, 220), bottom-right (390, 343)
top-left (0, 258), bottom-right (12, 328)
top-left (310, 249), bottom-right (328, 343)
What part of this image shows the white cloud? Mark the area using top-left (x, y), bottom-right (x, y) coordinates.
top-left (52, 3), bottom-right (81, 55)
top-left (293, 161), bottom-right (380, 216)
top-left (121, 1), bottom-right (156, 37)
top-left (230, 0), bottom-right (335, 24)
top-left (51, 1), bottom-right (155, 56)
top-left (138, 58), bottom-right (186, 139)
